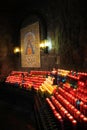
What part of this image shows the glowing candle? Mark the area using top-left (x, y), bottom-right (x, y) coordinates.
top-left (80, 101), bottom-right (84, 113)
top-left (72, 120), bottom-right (77, 130)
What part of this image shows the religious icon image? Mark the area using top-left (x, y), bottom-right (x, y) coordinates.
top-left (24, 32), bottom-right (35, 55)
top-left (21, 22), bottom-right (40, 67)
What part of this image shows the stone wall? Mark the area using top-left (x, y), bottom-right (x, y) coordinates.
top-left (0, 0), bottom-right (87, 79)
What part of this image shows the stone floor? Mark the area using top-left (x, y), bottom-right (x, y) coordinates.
top-left (0, 84), bottom-right (37, 130)
top-left (1, 101), bottom-right (37, 130)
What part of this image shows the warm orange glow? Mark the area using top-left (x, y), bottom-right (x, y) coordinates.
top-left (40, 39), bottom-right (48, 48)
top-left (14, 47), bottom-right (20, 53)
top-left (40, 43), bottom-right (45, 48)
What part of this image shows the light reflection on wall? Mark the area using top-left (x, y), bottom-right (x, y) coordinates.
top-left (46, 37), bottom-right (52, 50)
top-left (40, 38), bottom-right (52, 51)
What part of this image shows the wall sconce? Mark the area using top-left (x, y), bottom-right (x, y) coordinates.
top-left (14, 47), bottom-right (20, 54)
top-left (40, 40), bottom-right (49, 54)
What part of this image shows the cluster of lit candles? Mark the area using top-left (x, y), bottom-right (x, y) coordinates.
top-left (39, 76), bottom-right (57, 96)
top-left (5, 71), bottom-right (47, 90)
top-left (5, 69), bottom-right (87, 130)
top-left (46, 90), bottom-right (87, 130)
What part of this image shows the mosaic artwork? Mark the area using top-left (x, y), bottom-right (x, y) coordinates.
top-left (21, 22), bottom-right (40, 67)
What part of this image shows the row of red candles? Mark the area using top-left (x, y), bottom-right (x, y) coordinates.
top-left (6, 75), bottom-right (45, 83)
top-left (11, 70), bottom-right (50, 76)
top-left (46, 97), bottom-right (77, 130)
top-left (30, 70), bottom-right (50, 75)
top-left (54, 91), bottom-right (87, 122)
top-left (46, 93), bottom-right (87, 130)
top-left (5, 75), bottom-right (46, 90)
top-left (63, 83), bottom-right (87, 103)
top-left (46, 98), bottom-right (64, 130)
top-left (59, 85), bottom-right (87, 116)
